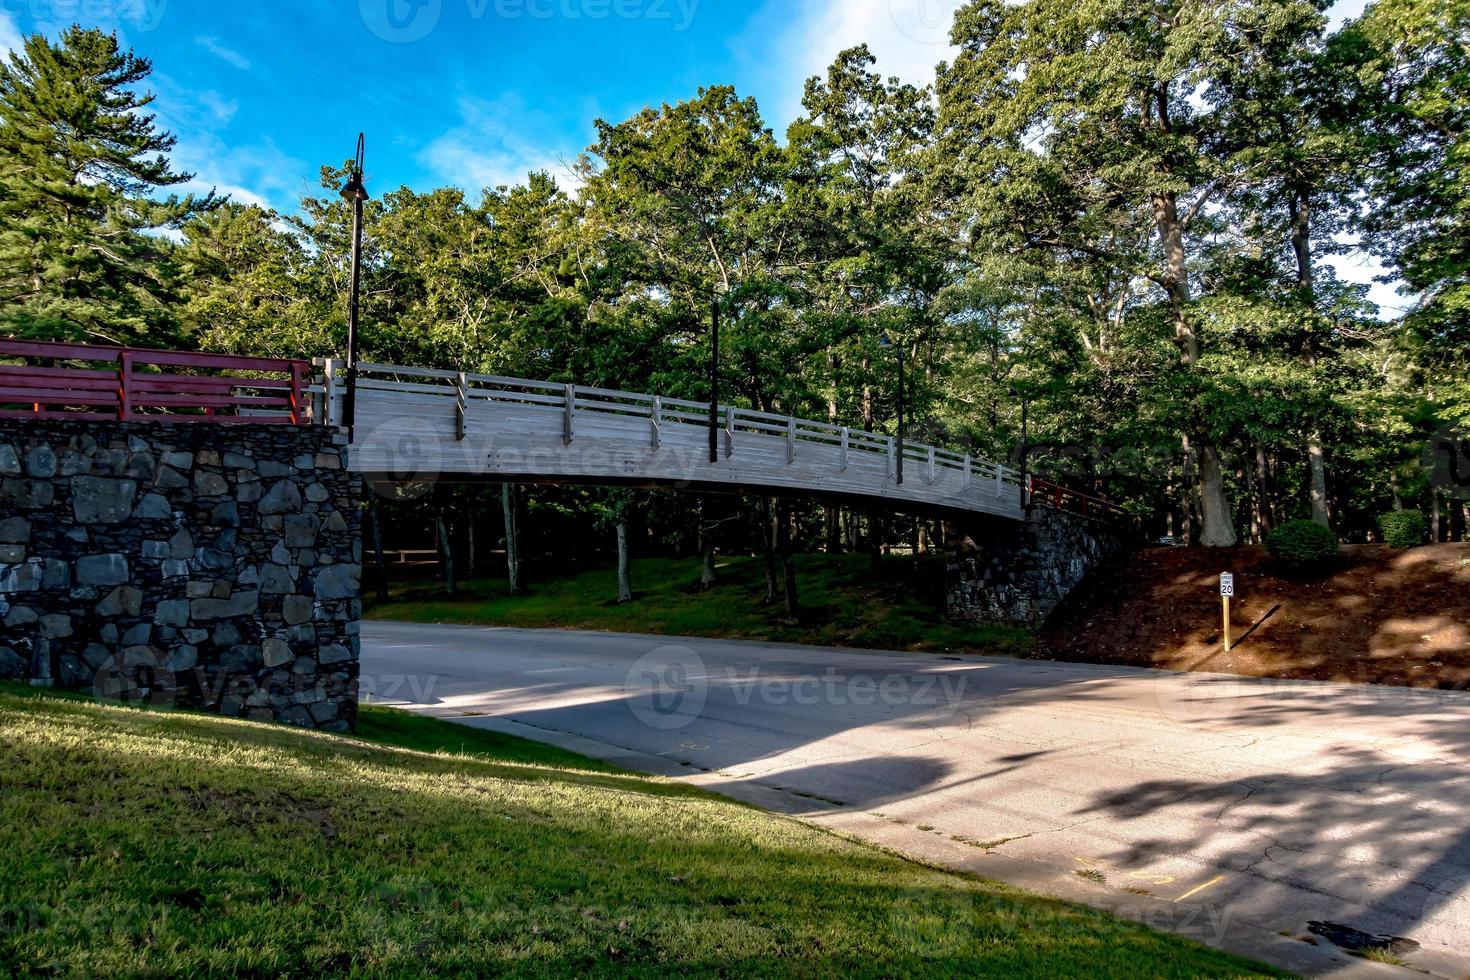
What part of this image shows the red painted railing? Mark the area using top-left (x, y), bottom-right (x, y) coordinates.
top-left (0, 339), bottom-right (310, 424)
top-left (1027, 475), bottom-right (1130, 523)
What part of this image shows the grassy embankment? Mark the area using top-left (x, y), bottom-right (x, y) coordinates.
top-left (0, 684), bottom-right (1274, 976)
top-left (366, 553), bottom-right (1032, 655)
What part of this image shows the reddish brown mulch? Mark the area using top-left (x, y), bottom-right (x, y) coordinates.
top-left (1040, 543), bottom-right (1470, 690)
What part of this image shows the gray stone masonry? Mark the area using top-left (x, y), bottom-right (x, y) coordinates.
top-left (0, 419), bottom-right (362, 730)
top-left (946, 508), bottom-right (1131, 626)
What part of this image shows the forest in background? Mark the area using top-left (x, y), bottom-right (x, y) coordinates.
top-left (2, 0), bottom-right (1467, 592)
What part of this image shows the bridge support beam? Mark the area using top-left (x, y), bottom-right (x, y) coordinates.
top-left (944, 508), bottom-right (1131, 627)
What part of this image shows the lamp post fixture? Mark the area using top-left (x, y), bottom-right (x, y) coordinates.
top-left (880, 335), bottom-right (905, 485)
top-left (339, 133), bottom-right (369, 437)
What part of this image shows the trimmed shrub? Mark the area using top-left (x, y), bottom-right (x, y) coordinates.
top-left (1377, 509), bottom-right (1427, 548)
top-left (1265, 519), bottom-right (1338, 569)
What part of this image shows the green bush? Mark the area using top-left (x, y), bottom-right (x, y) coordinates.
top-left (1265, 519), bottom-right (1338, 568)
top-left (1377, 509), bottom-right (1427, 548)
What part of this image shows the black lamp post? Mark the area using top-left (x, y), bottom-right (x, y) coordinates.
top-left (1012, 384), bottom-right (1029, 510)
top-left (339, 133), bottom-right (369, 436)
top-left (880, 335), bottom-right (905, 485)
top-left (708, 296), bottom-right (720, 464)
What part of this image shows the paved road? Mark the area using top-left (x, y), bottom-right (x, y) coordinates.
top-left (362, 623), bottom-right (1470, 977)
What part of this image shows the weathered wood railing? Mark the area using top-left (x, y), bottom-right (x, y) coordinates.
top-left (0, 339), bottom-right (310, 424)
top-left (333, 361), bottom-right (1033, 519)
top-left (1026, 476), bottom-right (1130, 522)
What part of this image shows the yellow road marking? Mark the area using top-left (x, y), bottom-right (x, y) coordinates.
top-left (1174, 875), bottom-right (1227, 902)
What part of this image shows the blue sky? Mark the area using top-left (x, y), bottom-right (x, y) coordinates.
top-left (0, 0), bottom-right (1402, 314)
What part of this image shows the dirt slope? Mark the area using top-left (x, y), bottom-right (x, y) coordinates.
top-left (1041, 543), bottom-right (1470, 689)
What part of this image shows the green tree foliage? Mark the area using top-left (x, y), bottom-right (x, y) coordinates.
top-left (1265, 517), bottom-right (1340, 567)
top-left (2, 14), bottom-right (1465, 550)
top-left (0, 27), bottom-right (214, 345)
top-left (1377, 509), bottom-right (1428, 547)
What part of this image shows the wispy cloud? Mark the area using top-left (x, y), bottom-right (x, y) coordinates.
top-left (418, 94), bottom-right (585, 196)
top-left (0, 10), bottom-right (24, 54)
top-left (195, 35), bottom-right (250, 70)
top-left (736, 0), bottom-right (961, 129)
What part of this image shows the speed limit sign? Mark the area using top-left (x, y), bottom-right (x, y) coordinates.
top-left (1220, 572), bottom-right (1235, 597)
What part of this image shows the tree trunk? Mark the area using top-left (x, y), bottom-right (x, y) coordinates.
top-left (861, 356), bottom-right (874, 430)
top-left (1155, 187), bottom-right (1236, 547)
top-left (1254, 445), bottom-right (1274, 539)
top-left (502, 483), bottom-right (522, 596)
top-left (698, 500), bottom-right (716, 589)
top-left (867, 511), bottom-right (882, 572)
top-left (436, 510), bottom-right (456, 597)
top-left (824, 506), bottom-right (841, 553)
top-left (760, 496), bottom-right (778, 603)
top-left (1431, 492), bottom-right (1443, 542)
top-left (1289, 188), bottom-right (1333, 529)
top-left (616, 521), bottom-right (632, 603)
top-left (367, 495), bottom-right (390, 603)
top-left (1196, 444), bottom-right (1236, 548)
top-left (777, 499), bottom-right (798, 617)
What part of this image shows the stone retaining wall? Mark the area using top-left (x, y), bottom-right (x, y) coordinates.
top-left (947, 508), bottom-right (1131, 626)
top-left (0, 419), bottom-right (361, 730)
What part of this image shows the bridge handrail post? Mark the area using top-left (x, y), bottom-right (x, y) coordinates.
top-left (289, 362), bottom-right (304, 424)
top-left (323, 359), bottom-right (338, 428)
top-left (995, 465), bottom-right (1003, 497)
top-left (963, 454), bottom-right (971, 491)
top-left (724, 405), bottom-right (734, 457)
top-left (786, 417), bottom-right (796, 464)
top-left (887, 436), bottom-right (896, 481)
top-left (117, 350), bottom-right (132, 420)
top-left (927, 446), bottom-right (936, 484)
top-left (563, 383), bottom-right (574, 445)
top-left (651, 395), bottom-right (661, 450)
top-left (454, 372), bottom-right (468, 441)
top-left (840, 427), bottom-right (849, 471)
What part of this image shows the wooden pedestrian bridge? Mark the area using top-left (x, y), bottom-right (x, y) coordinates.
top-left (330, 361), bottom-right (1122, 523)
top-left (0, 340), bottom-right (1124, 524)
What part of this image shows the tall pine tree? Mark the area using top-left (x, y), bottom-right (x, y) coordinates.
top-left (0, 27), bottom-right (213, 346)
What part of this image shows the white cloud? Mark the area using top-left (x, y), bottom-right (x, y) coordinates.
top-left (736, 0), bottom-right (962, 128)
top-left (195, 35), bottom-right (251, 70)
top-left (197, 90), bottom-right (238, 125)
top-left (0, 9), bottom-right (24, 55)
top-left (418, 94), bottom-right (586, 196)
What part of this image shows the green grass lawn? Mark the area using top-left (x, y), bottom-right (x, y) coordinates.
top-left (0, 685), bottom-right (1274, 977)
top-left (367, 553), bottom-right (1033, 656)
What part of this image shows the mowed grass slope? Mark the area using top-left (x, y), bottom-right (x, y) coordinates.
top-left (367, 553), bottom-right (1032, 656)
top-left (0, 688), bottom-right (1274, 977)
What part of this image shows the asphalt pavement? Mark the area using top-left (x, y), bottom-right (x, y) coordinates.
top-left (362, 622), bottom-right (1470, 978)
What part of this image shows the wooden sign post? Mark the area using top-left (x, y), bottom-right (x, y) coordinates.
top-left (1220, 572), bottom-right (1235, 651)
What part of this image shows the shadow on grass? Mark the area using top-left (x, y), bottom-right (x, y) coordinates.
top-left (0, 689), bottom-right (1273, 977)
top-left (367, 553), bottom-right (1033, 657)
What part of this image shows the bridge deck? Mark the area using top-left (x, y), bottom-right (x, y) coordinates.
top-left (331, 363), bottom-right (1027, 521)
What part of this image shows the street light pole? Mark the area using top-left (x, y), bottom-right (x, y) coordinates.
top-left (896, 344), bottom-right (905, 486)
top-left (881, 336), bottom-right (905, 485)
top-left (339, 133), bottom-right (369, 437)
top-left (1017, 389), bottom-right (1029, 511)
top-left (708, 296), bottom-right (719, 463)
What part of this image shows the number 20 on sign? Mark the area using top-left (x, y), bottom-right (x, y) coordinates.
top-left (1219, 573), bottom-right (1235, 651)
